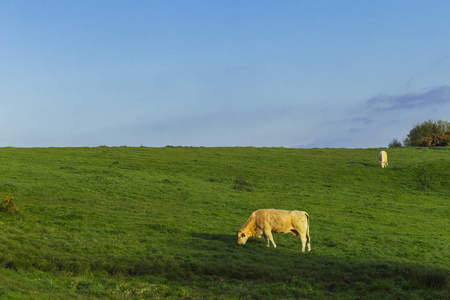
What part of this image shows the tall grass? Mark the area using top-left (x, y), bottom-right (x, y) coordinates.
top-left (0, 146), bottom-right (448, 299)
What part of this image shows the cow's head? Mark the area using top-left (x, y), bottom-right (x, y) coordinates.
top-left (237, 230), bottom-right (249, 245)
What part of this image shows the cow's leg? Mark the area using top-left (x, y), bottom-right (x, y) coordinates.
top-left (299, 232), bottom-right (307, 252)
top-left (264, 231), bottom-right (277, 248)
top-left (297, 222), bottom-right (311, 252)
top-left (263, 234), bottom-right (270, 247)
top-left (299, 231), bottom-right (312, 252)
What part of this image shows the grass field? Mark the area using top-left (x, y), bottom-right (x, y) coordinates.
top-left (0, 146), bottom-right (448, 299)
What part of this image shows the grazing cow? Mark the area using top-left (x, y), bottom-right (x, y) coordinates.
top-left (237, 209), bottom-right (311, 252)
top-left (378, 151), bottom-right (388, 168)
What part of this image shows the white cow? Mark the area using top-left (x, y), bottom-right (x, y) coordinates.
top-left (378, 151), bottom-right (388, 168)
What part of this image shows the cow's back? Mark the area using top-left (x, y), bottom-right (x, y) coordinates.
top-left (254, 209), bottom-right (305, 232)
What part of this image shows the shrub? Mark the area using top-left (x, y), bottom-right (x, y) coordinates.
top-left (388, 138), bottom-right (403, 148)
top-left (421, 130), bottom-right (450, 147)
top-left (1, 196), bottom-right (19, 213)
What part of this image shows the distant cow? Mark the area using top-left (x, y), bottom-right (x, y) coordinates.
top-left (237, 209), bottom-right (311, 252)
top-left (378, 151), bottom-right (388, 168)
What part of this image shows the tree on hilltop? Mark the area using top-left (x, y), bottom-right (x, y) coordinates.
top-left (403, 119), bottom-right (450, 147)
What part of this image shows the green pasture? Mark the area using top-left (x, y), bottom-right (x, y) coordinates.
top-left (0, 146), bottom-right (448, 299)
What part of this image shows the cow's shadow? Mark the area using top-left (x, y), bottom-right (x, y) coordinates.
top-left (349, 161), bottom-right (378, 168)
top-left (189, 232), bottom-right (275, 246)
top-left (190, 232), bottom-right (236, 244)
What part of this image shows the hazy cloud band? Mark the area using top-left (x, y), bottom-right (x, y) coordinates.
top-left (366, 86), bottom-right (450, 111)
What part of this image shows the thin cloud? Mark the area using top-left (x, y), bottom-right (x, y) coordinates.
top-left (366, 85), bottom-right (450, 111)
top-left (350, 117), bottom-right (372, 124)
top-left (304, 86), bottom-right (450, 148)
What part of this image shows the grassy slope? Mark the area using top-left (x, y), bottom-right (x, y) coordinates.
top-left (0, 146), bottom-right (448, 299)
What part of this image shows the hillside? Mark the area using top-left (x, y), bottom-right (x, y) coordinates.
top-left (0, 147), bottom-right (448, 299)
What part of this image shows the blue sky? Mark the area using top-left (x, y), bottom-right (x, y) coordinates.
top-left (1, 1), bottom-right (449, 148)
